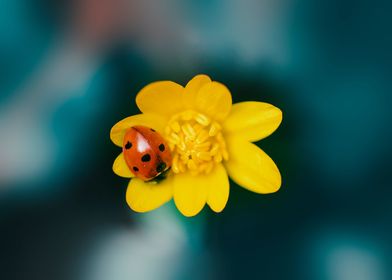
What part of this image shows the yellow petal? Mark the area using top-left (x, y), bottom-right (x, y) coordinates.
top-left (183, 74), bottom-right (212, 107)
top-left (185, 74), bottom-right (212, 95)
top-left (173, 164), bottom-right (229, 217)
top-left (207, 164), bottom-right (230, 213)
top-left (225, 137), bottom-right (281, 194)
top-left (110, 113), bottom-right (167, 147)
top-left (113, 153), bottom-right (134, 178)
top-left (193, 81), bottom-right (232, 121)
top-left (136, 81), bottom-right (184, 116)
top-left (126, 176), bottom-right (173, 213)
top-left (224, 102), bottom-right (282, 142)
top-left (173, 172), bottom-right (208, 217)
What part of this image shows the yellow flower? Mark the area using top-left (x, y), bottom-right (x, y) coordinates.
top-left (110, 74), bottom-right (282, 217)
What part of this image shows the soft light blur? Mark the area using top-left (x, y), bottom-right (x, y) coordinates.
top-left (1, 0), bottom-right (391, 279)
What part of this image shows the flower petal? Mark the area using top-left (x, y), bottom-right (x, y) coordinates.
top-left (126, 176), bottom-right (173, 213)
top-left (207, 164), bottom-right (230, 213)
top-left (193, 81), bottom-right (232, 121)
top-left (110, 113), bottom-right (167, 147)
top-left (184, 74), bottom-right (212, 95)
top-left (173, 164), bottom-right (229, 217)
top-left (173, 173), bottom-right (208, 217)
top-left (225, 137), bottom-right (281, 194)
top-left (136, 81), bottom-right (184, 116)
top-left (113, 153), bottom-right (134, 178)
top-left (183, 74), bottom-right (212, 107)
top-left (224, 102), bottom-right (282, 142)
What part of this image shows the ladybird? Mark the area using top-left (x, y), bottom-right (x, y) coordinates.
top-left (122, 126), bottom-right (172, 181)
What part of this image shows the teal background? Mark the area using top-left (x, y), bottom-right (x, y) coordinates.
top-left (0, 0), bottom-right (391, 279)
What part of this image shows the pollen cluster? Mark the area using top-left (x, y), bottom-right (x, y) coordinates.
top-left (165, 110), bottom-right (228, 175)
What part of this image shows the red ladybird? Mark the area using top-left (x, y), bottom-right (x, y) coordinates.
top-left (122, 126), bottom-right (172, 181)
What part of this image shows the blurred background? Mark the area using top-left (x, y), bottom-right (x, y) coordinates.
top-left (1, 0), bottom-right (391, 279)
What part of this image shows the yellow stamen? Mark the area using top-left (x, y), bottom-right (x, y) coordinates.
top-left (182, 123), bottom-right (196, 140)
top-left (208, 122), bottom-right (220, 136)
top-left (165, 110), bottom-right (229, 175)
top-left (195, 130), bottom-right (209, 144)
top-left (195, 113), bottom-right (210, 126)
top-left (172, 154), bottom-right (180, 173)
top-left (197, 151), bottom-right (212, 161)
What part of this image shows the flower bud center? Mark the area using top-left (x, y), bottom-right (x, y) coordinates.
top-left (165, 110), bottom-right (228, 175)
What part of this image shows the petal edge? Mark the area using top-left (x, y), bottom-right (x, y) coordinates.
top-left (207, 164), bottom-right (230, 213)
top-left (193, 81), bottom-right (232, 121)
top-left (225, 137), bottom-right (281, 194)
top-left (224, 102), bottom-right (282, 142)
top-left (113, 153), bottom-right (134, 178)
top-left (136, 81), bottom-right (184, 116)
top-left (173, 172), bottom-right (208, 217)
top-left (126, 176), bottom-right (173, 213)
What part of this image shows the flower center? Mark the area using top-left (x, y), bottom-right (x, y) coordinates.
top-left (165, 110), bottom-right (229, 175)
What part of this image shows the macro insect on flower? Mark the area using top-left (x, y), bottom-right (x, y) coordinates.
top-left (110, 74), bottom-right (282, 217)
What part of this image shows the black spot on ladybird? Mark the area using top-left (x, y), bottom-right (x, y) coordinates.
top-left (141, 154), bottom-right (151, 162)
top-left (158, 144), bottom-right (165, 152)
top-left (125, 141), bottom-right (132, 149)
top-left (156, 162), bottom-right (166, 173)
top-left (133, 166), bottom-right (139, 172)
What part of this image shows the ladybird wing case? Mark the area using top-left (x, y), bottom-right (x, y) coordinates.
top-left (122, 126), bottom-right (172, 181)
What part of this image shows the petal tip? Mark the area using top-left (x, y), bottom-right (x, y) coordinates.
top-left (208, 204), bottom-right (226, 213)
top-left (224, 102), bottom-right (283, 142)
top-left (174, 199), bottom-right (205, 217)
top-left (192, 74), bottom-right (211, 80)
top-left (135, 81), bottom-right (184, 115)
top-left (225, 139), bottom-right (282, 195)
top-left (276, 107), bottom-right (283, 127)
top-left (126, 177), bottom-right (173, 213)
top-left (113, 153), bottom-right (134, 178)
top-left (110, 125), bottom-right (123, 147)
